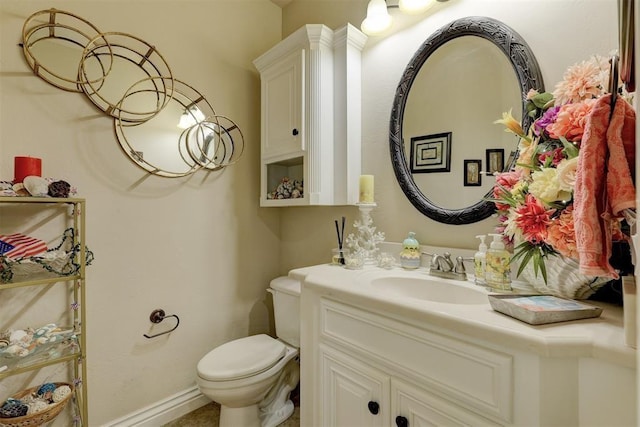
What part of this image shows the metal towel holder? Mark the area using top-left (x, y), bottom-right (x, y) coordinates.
top-left (143, 308), bottom-right (180, 339)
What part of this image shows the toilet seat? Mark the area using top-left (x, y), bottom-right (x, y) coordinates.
top-left (198, 334), bottom-right (286, 381)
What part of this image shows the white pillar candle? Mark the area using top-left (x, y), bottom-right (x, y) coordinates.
top-left (359, 175), bottom-right (374, 203)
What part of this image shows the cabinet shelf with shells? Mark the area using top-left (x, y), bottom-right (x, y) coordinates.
top-left (0, 197), bottom-right (89, 426)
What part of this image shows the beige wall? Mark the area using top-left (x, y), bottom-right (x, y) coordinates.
top-left (0, 0), bottom-right (622, 424)
top-left (279, 0), bottom-right (618, 272)
top-left (0, 1), bottom-right (281, 424)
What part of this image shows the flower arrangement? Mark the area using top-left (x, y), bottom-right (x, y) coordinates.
top-left (492, 54), bottom-right (626, 283)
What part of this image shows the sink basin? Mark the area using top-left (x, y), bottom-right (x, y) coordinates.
top-left (369, 276), bottom-right (489, 305)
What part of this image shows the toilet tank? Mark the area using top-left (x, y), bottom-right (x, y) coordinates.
top-left (269, 276), bottom-right (301, 348)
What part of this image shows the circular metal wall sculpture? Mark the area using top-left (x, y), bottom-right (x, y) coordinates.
top-left (21, 8), bottom-right (243, 178)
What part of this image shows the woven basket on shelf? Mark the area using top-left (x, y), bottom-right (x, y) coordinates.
top-left (0, 382), bottom-right (73, 427)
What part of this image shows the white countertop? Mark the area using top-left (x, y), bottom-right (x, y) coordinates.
top-left (291, 263), bottom-right (637, 369)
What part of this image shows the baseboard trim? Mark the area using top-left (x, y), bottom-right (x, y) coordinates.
top-left (102, 386), bottom-right (211, 427)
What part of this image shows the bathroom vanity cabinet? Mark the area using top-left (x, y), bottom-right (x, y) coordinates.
top-left (253, 24), bottom-right (366, 207)
top-left (0, 197), bottom-right (89, 425)
top-left (297, 265), bottom-right (637, 427)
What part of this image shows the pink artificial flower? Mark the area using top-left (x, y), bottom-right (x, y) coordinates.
top-left (493, 170), bottom-right (524, 211)
top-left (514, 194), bottom-right (555, 243)
top-left (538, 147), bottom-right (565, 167)
top-left (495, 169), bottom-right (523, 190)
top-left (552, 55), bottom-right (608, 105)
top-left (545, 206), bottom-right (578, 258)
top-left (547, 99), bottom-right (596, 142)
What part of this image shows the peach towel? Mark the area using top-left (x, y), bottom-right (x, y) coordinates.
top-left (574, 94), bottom-right (636, 279)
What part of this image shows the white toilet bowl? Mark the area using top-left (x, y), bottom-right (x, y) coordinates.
top-left (197, 277), bottom-right (301, 427)
top-left (196, 334), bottom-right (299, 427)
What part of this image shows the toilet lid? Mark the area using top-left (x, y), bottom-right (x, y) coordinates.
top-left (197, 334), bottom-right (286, 381)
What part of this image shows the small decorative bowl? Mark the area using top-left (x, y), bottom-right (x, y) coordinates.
top-left (344, 252), bottom-right (365, 270)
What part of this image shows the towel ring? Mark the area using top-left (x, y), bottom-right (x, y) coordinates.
top-left (143, 308), bottom-right (180, 339)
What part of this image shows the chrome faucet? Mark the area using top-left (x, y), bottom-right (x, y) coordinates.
top-left (422, 252), bottom-right (468, 280)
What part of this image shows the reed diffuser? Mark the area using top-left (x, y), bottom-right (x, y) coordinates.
top-left (332, 216), bottom-right (346, 265)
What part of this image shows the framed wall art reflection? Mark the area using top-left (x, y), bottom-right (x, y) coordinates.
top-left (464, 159), bottom-right (482, 186)
top-left (486, 148), bottom-right (504, 174)
top-left (409, 132), bottom-right (452, 173)
top-left (506, 150), bottom-right (517, 170)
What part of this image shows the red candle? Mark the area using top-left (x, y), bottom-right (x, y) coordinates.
top-left (14, 156), bottom-right (42, 184)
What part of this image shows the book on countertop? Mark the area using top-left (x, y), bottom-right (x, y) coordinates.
top-left (488, 294), bottom-right (603, 325)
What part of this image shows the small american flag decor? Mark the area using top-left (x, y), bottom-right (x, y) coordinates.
top-left (0, 233), bottom-right (47, 259)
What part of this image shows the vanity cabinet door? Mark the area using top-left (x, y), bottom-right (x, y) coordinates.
top-left (391, 379), bottom-right (500, 427)
top-left (321, 345), bottom-right (390, 427)
top-left (260, 49), bottom-right (304, 160)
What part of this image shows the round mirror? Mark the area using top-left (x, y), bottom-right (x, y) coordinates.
top-left (390, 16), bottom-right (544, 224)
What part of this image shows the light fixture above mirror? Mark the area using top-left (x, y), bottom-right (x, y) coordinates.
top-left (361, 0), bottom-right (449, 35)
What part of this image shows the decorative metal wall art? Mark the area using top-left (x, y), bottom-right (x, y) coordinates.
top-left (20, 8), bottom-right (243, 177)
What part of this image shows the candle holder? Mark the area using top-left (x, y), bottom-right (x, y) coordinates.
top-left (345, 202), bottom-right (385, 264)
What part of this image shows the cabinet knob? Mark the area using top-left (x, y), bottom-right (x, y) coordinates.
top-left (395, 415), bottom-right (409, 427)
top-left (292, 128), bottom-right (299, 136)
top-left (367, 401), bottom-right (379, 415)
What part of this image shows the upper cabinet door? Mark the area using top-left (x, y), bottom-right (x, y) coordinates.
top-left (261, 49), bottom-right (305, 160)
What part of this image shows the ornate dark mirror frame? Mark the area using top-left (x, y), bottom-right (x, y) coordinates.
top-left (389, 16), bottom-right (544, 224)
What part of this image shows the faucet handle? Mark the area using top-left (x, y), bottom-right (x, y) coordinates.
top-left (421, 252), bottom-right (438, 269)
top-left (455, 256), bottom-right (474, 274)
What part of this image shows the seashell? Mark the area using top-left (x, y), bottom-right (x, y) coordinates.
top-left (48, 180), bottom-right (71, 198)
top-left (36, 383), bottom-right (56, 398)
top-left (27, 399), bottom-right (48, 415)
top-left (9, 329), bottom-right (27, 343)
top-left (52, 385), bottom-right (71, 403)
top-left (3, 344), bottom-right (26, 357)
top-left (0, 400), bottom-right (28, 418)
top-left (34, 324), bottom-right (56, 338)
top-left (23, 176), bottom-right (49, 197)
top-left (11, 183), bottom-right (29, 197)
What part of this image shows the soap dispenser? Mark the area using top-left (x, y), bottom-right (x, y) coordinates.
top-left (474, 235), bottom-right (487, 286)
top-left (400, 232), bottom-right (421, 269)
top-left (485, 233), bottom-right (511, 291)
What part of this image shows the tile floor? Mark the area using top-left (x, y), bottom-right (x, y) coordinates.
top-left (163, 385), bottom-right (300, 427)
top-left (162, 401), bottom-right (300, 427)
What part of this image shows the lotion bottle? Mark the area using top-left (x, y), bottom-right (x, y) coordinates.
top-left (474, 235), bottom-right (487, 286)
top-left (400, 232), bottom-right (421, 269)
top-left (485, 233), bottom-right (511, 291)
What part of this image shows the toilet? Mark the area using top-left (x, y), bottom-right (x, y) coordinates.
top-left (196, 276), bottom-right (301, 427)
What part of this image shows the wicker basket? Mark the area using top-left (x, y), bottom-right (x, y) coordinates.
top-left (0, 383), bottom-right (73, 427)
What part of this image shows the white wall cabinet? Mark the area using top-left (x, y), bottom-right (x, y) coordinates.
top-left (254, 24), bottom-right (367, 206)
top-left (301, 285), bottom-right (637, 426)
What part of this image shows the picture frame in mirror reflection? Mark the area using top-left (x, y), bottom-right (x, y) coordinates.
top-left (464, 159), bottom-right (482, 186)
top-left (409, 132), bottom-right (452, 173)
top-left (486, 148), bottom-right (505, 174)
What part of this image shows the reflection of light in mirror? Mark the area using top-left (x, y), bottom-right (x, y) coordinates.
top-left (177, 106), bottom-right (206, 129)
